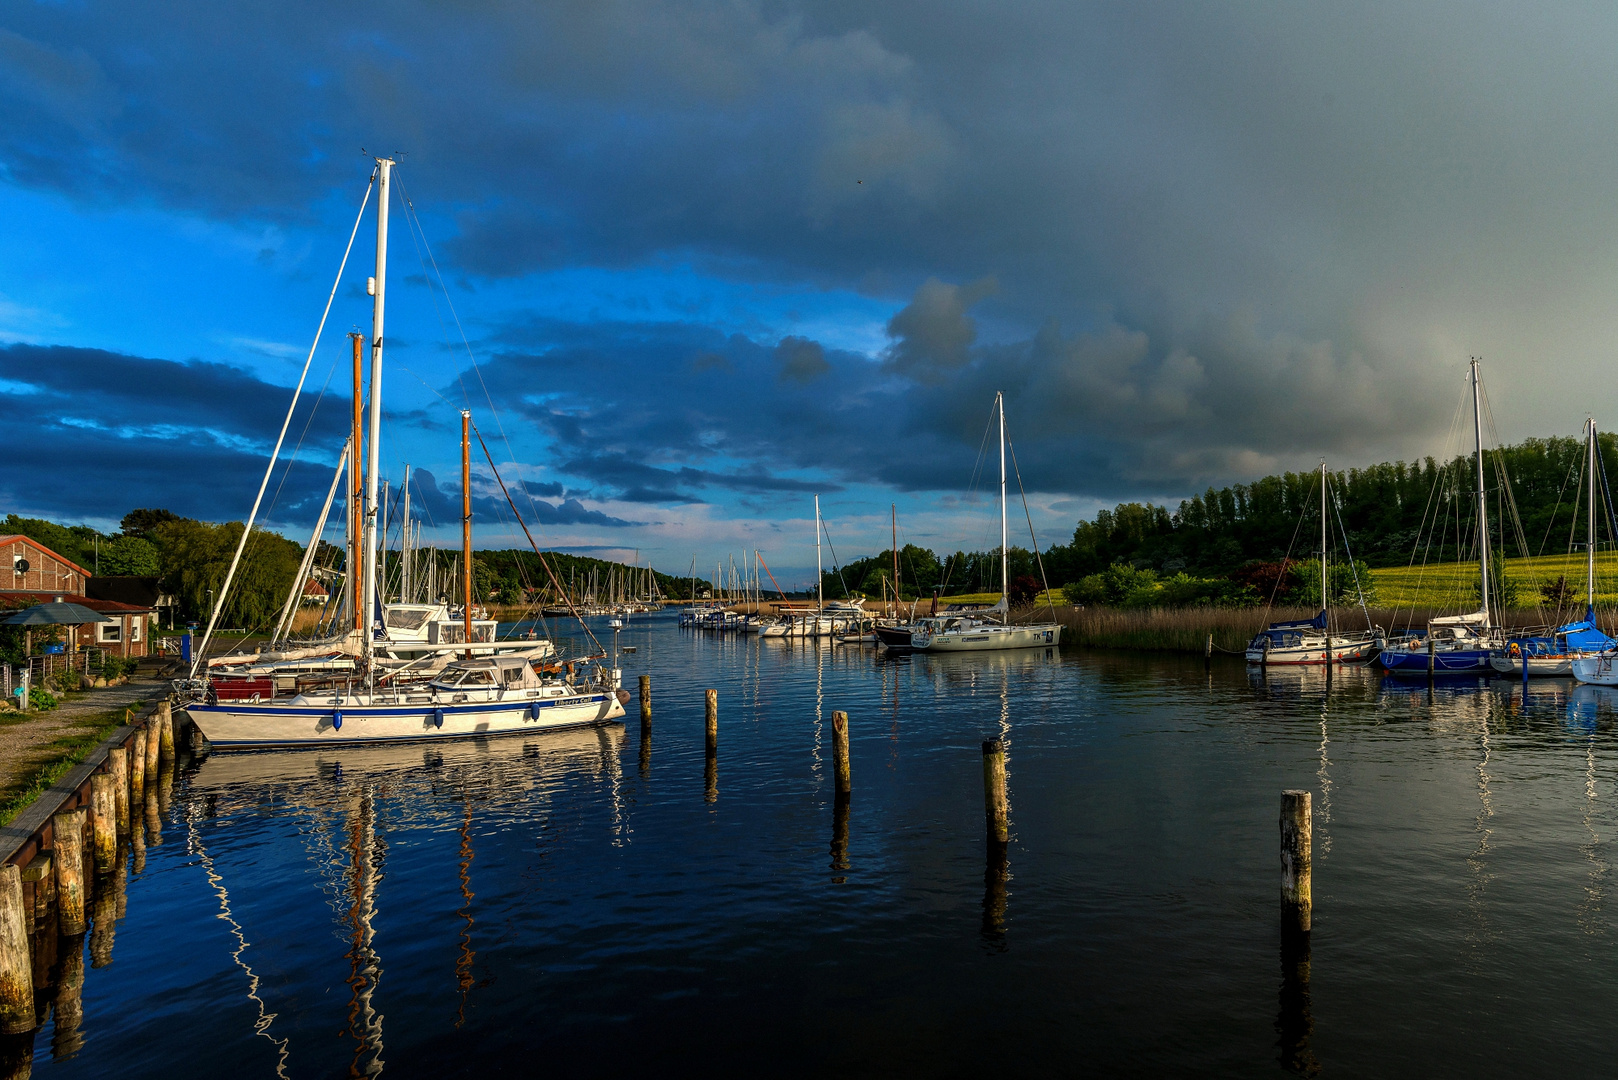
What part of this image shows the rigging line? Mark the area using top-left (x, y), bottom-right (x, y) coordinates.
top-left (818, 513), bottom-right (851, 599)
top-left (1264, 486), bottom-right (1315, 617)
top-left (1326, 476), bottom-right (1374, 631)
top-left (394, 177), bottom-right (551, 545)
top-left (1537, 444), bottom-right (1581, 558)
top-left (1004, 433), bottom-right (1057, 621)
top-left (190, 170), bottom-right (376, 677)
top-left (472, 424), bottom-right (606, 657)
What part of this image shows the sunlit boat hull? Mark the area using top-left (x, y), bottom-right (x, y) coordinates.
top-left (1572, 654), bottom-right (1618, 686)
top-left (915, 623), bottom-right (1062, 652)
top-left (1488, 654), bottom-right (1575, 676)
top-left (1244, 636), bottom-right (1381, 665)
top-left (186, 692), bottom-right (626, 749)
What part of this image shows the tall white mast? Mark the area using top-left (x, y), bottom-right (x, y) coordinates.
top-left (401, 464), bottom-right (411, 604)
top-left (1471, 358), bottom-right (1491, 625)
top-left (815, 494), bottom-right (823, 613)
top-left (361, 156), bottom-right (393, 659)
top-left (999, 391), bottom-right (1008, 608)
top-left (1321, 459), bottom-right (1329, 621)
top-left (1590, 418), bottom-right (1598, 614)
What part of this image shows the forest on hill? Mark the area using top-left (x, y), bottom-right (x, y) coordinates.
top-left (822, 432), bottom-right (1613, 609)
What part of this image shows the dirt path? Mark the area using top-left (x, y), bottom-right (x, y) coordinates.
top-left (0, 674), bottom-right (162, 797)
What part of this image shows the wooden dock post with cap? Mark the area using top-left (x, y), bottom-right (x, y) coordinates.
top-left (130, 728), bottom-right (147, 801)
top-left (0, 864), bottom-right (33, 1034)
top-left (108, 748), bottom-right (129, 834)
top-left (704, 689), bottom-right (717, 756)
top-left (982, 739), bottom-right (1009, 844)
top-left (1280, 789), bottom-right (1312, 932)
top-left (52, 810), bottom-right (85, 936)
top-left (89, 775), bottom-right (115, 873)
top-left (831, 711), bottom-right (851, 795)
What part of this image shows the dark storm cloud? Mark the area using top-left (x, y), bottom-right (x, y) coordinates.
top-left (404, 468), bottom-right (639, 529)
top-left (3, 1), bottom-right (1599, 493)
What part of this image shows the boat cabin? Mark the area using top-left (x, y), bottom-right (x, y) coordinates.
top-left (429, 656), bottom-right (543, 692)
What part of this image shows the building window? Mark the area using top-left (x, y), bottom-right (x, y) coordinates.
top-left (97, 620), bottom-right (122, 644)
top-left (129, 619), bottom-right (141, 642)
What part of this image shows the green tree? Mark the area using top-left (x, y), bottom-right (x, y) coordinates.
top-left (97, 536), bottom-right (161, 576)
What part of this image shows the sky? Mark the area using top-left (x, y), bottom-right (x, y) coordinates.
top-left (4, 1), bottom-right (1618, 587)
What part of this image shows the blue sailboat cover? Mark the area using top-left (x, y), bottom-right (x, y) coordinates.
top-left (1252, 610), bottom-right (1328, 647)
top-left (1508, 606), bottom-right (1614, 656)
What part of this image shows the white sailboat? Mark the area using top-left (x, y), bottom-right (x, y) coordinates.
top-left (1244, 460), bottom-right (1381, 665)
top-left (911, 392), bottom-right (1063, 653)
top-left (185, 157), bottom-right (624, 746)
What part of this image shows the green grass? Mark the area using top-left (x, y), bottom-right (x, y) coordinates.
top-left (0, 699), bottom-right (147, 827)
top-left (1369, 551), bottom-right (1618, 609)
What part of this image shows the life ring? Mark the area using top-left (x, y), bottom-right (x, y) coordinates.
top-left (1508, 642), bottom-right (1520, 657)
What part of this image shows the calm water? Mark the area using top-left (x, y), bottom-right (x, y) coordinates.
top-left (17, 615), bottom-right (1618, 1076)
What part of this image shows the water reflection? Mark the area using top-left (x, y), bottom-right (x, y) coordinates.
top-left (1275, 926), bottom-right (1318, 1076)
top-left (342, 789), bottom-right (384, 1078)
top-left (829, 794), bottom-right (849, 884)
top-left (454, 800), bottom-right (477, 1028)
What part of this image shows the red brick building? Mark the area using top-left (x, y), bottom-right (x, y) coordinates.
top-left (1, 535), bottom-right (153, 657)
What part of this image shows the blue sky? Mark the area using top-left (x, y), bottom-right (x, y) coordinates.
top-left (7, 2), bottom-right (1618, 586)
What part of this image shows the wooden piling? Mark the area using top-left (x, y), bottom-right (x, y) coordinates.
top-left (51, 810), bottom-right (85, 936)
top-left (1280, 789), bottom-right (1312, 932)
top-left (704, 689), bottom-right (717, 756)
top-left (20, 856), bottom-right (50, 939)
top-left (89, 776), bottom-right (115, 874)
top-left (982, 739), bottom-right (1009, 844)
top-left (1205, 632), bottom-right (1213, 667)
top-left (108, 748), bottom-right (129, 834)
top-left (1426, 636), bottom-right (1435, 677)
top-left (639, 675), bottom-right (652, 724)
top-left (0, 865), bottom-right (34, 1034)
top-left (831, 711), bottom-right (851, 795)
top-left (130, 728), bottom-right (147, 798)
top-left (158, 703), bottom-right (175, 763)
top-left (144, 711), bottom-right (161, 779)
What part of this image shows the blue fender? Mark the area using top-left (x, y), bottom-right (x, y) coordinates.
top-left (530, 700), bottom-right (542, 720)
top-left (332, 710), bottom-right (342, 731)
top-left (433, 708), bottom-right (445, 729)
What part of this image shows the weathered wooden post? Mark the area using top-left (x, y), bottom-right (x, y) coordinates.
top-left (1205, 632), bottom-right (1213, 668)
top-left (129, 728), bottom-right (147, 801)
top-left (51, 810), bottom-right (85, 936)
top-left (1426, 635), bottom-right (1435, 678)
top-left (108, 748), bottom-right (129, 834)
top-left (158, 704), bottom-right (175, 764)
top-left (1280, 789), bottom-right (1312, 932)
top-left (831, 711), bottom-right (851, 795)
top-left (639, 675), bottom-right (651, 724)
top-left (0, 865), bottom-right (35, 1034)
top-left (144, 712), bottom-right (161, 779)
top-left (704, 689), bottom-right (718, 756)
top-left (89, 776), bottom-right (115, 873)
top-left (20, 855), bottom-right (50, 939)
top-left (982, 739), bottom-right (1009, 844)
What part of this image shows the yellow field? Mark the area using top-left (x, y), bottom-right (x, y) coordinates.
top-left (1369, 551), bottom-right (1618, 609)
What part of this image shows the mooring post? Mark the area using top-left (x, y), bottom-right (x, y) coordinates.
top-left (89, 776), bottom-right (116, 874)
top-left (639, 675), bottom-right (652, 725)
top-left (129, 728), bottom-right (147, 802)
top-left (0, 864), bottom-right (35, 1035)
top-left (1205, 633), bottom-right (1213, 668)
top-left (52, 810), bottom-right (85, 936)
top-left (1280, 789), bottom-right (1312, 933)
top-left (1426, 635), bottom-right (1435, 679)
top-left (21, 854), bottom-right (51, 939)
top-left (982, 739), bottom-right (1009, 844)
top-left (832, 711), bottom-right (851, 795)
top-left (704, 689), bottom-right (717, 756)
top-left (1521, 643), bottom-right (1529, 688)
top-left (144, 712), bottom-right (161, 780)
top-left (158, 704), bottom-right (175, 764)
top-left (108, 748), bottom-right (129, 835)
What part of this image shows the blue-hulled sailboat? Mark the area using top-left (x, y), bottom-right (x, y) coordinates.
top-left (1380, 358), bottom-right (1502, 676)
top-left (1496, 418), bottom-right (1615, 676)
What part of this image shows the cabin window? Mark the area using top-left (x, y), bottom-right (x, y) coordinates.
top-left (503, 667), bottom-right (523, 685)
top-left (463, 670), bottom-right (495, 685)
top-left (385, 608), bottom-right (434, 630)
top-left (96, 620), bottom-right (122, 643)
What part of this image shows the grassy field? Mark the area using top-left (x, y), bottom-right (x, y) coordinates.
top-left (1368, 551), bottom-right (1618, 609)
top-left (0, 698), bottom-right (148, 826)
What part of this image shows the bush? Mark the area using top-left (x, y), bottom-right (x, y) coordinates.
top-left (28, 686), bottom-right (58, 710)
top-left (1063, 563), bottom-right (1259, 608)
top-left (47, 668), bottom-right (81, 694)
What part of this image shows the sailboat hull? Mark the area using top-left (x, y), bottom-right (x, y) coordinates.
top-left (915, 623), bottom-right (1062, 652)
top-left (185, 692), bottom-right (625, 749)
top-left (1378, 647), bottom-right (1494, 675)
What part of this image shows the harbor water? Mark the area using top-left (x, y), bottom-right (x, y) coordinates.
top-left (20, 614), bottom-right (1618, 1076)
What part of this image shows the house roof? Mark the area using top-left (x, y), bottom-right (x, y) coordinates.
top-left (0, 535), bottom-right (90, 579)
top-left (0, 591), bottom-right (152, 615)
top-left (302, 578), bottom-right (330, 596)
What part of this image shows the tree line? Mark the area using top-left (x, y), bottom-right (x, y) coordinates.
top-left (821, 432), bottom-right (1611, 609)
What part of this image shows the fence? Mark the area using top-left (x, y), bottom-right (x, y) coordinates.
top-left (25, 649), bottom-right (108, 687)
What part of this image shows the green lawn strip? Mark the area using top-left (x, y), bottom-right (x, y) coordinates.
top-left (0, 699), bottom-right (147, 827)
